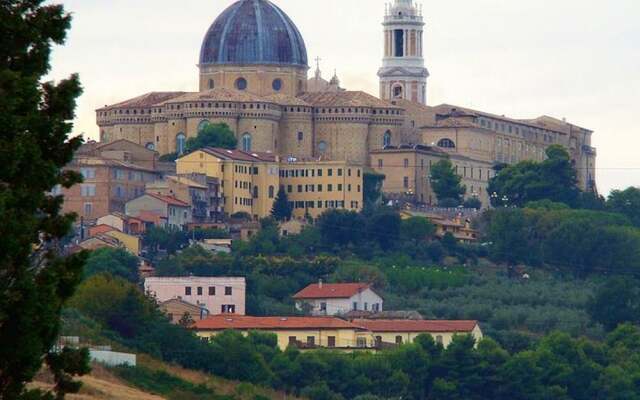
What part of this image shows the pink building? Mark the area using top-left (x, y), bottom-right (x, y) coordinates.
top-left (144, 277), bottom-right (246, 316)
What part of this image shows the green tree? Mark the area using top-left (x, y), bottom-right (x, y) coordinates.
top-left (0, 1), bottom-right (90, 398)
top-left (430, 159), bottom-right (466, 205)
top-left (401, 217), bottom-right (436, 242)
top-left (271, 187), bottom-right (292, 222)
top-left (607, 187), bottom-right (640, 226)
top-left (185, 122), bottom-right (237, 153)
top-left (363, 170), bottom-right (385, 210)
top-left (589, 277), bottom-right (640, 331)
top-left (488, 145), bottom-right (580, 208)
top-left (83, 247), bottom-right (140, 283)
top-left (143, 226), bottom-right (189, 255)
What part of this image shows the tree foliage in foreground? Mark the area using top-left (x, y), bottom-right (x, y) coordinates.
top-left (271, 187), bottom-right (292, 222)
top-left (185, 122), bottom-right (237, 153)
top-left (429, 159), bottom-right (466, 205)
top-left (0, 1), bottom-right (89, 398)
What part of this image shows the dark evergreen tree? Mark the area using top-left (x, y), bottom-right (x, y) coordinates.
top-left (271, 187), bottom-right (292, 222)
top-left (430, 159), bottom-right (466, 205)
top-left (0, 1), bottom-right (89, 398)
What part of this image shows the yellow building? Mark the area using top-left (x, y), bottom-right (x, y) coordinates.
top-left (352, 319), bottom-right (483, 348)
top-left (192, 315), bottom-right (482, 350)
top-left (176, 148), bottom-right (280, 220)
top-left (103, 230), bottom-right (142, 255)
top-left (192, 315), bottom-right (372, 351)
top-left (280, 160), bottom-right (363, 219)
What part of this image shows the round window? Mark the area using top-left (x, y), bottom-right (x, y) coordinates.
top-left (235, 77), bottom-right (247, 90)
top-left (272, 78), bottom-right (283, 91)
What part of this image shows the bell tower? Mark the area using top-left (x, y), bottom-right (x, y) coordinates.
top-left (378, 0), bottom-right (429, 105)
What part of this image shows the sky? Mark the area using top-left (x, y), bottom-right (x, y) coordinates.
top-left (47, 0), bottom-right (640, 195)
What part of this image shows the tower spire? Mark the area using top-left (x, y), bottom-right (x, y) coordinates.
top-left (314, 56), bottom-right (322, 79)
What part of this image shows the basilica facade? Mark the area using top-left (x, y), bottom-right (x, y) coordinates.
top-left (96, 0), bottom-right (597, 199)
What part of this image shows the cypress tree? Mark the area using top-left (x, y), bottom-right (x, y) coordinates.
top-left (271, 187), bottom-right (292, 221)
top-left (0, 1), bottom-right (90, 398)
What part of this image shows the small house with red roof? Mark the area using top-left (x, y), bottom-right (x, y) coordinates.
top-left (293, 281), bottom-right (383, 316)
top-left (125, 193), bottom-right (191, 230)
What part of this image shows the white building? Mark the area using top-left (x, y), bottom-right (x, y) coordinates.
top-left (378, 0), bottom-right (429, 105)
top-left (293, 282), bottom-right (383, 316)
top-left (144, 276), bottom-right (246, 316)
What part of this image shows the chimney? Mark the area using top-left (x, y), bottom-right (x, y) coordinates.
top-left (318, 279), bottom-right (323, 289)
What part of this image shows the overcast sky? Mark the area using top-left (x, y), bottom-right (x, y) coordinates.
top-left (47, 0), bottom-right (640, 195)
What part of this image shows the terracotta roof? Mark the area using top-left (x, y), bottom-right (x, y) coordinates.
top-left (98, 92), bottom-right (186, 111)
top-left (298, 91), bottom-right (402, 109)
top-left (159, 88), bottom-right (266, 105)
top-left (352, 319), bottom-right (478, 333)
top-left (263, 93), bottom-right (310, 106)
top-left (135, 211), bottom-right (166, 224)
top-left (199, 148), bottom-right (277, 163)
top-left (71, 156), bottom-right (158, 173)
top-left (89, 224), bottom-right (117, 236)
top-left (145, 193), bottom-right (190, 208)
top-left (193, 315), bottom-right (362, 331)
top-left (293, 283), bottom-right (373, 299)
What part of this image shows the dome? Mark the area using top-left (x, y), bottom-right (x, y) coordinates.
top-left (200, 0), bottom-right (308, 68)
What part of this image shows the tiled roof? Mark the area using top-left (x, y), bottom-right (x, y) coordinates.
top-left (97, 92), bottom-right (186, 111)
top-left (352, 319), bottom-right (478, 333)
top-left (159, 88), bottom-right (265, 105)
top-left (298, 91), bottom-right (402, 109)
top-left (145, 193), bottom-right (190, 208)
top-left (71, 156), bottom-right (157, 173)
top-left (293, 283), bottom-right (372, 299)
top-left (89, 224), bottom-right (117, 236)
top-left (199, 148), bottom-right (277, 163)
top-left (193, 315), bottom-right (362, 331)
top-left (262, 93), bottom-right (310, 106)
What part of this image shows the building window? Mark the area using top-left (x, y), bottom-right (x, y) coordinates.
top-left (436, 335), bottom-right (443, 345)
top-left (176, 133), bottom-right (186, 155)
top-left (320, 302), bottom-right (327, 312)
top-left (357, 337), bottom-right (367, 348)
top-left (318, 141), bottom-right (327, 154)
top-left (198, 120), bottom-right (210, 133)
top-left (235, 77), bottom-right (247, 90)
top-left (208, 287), bottom-right (216, 296)
top-left (272, 79), bottom-right (283, 91)
top-left (395, 336), bottom-right (403, 344)
top-left (197, 287), bottom-right (203, 296)
top-left (353, 302), bottom-right (358, 311)
top-left (185, 287), bottom-right (192, 296)
top-left (383, 131), bottom-right (392, 147)
top-left (80, 167), bottom-right (96, 179)
top-left (242, 133), bottom-right (252, 152)
top-left (288, 336), bottom-right (297, 346)
top-left (403, 177), bottom-right (409, 189)
top-left (307, 336), bottom-right (315, 346)
top-left (208, 79), bottom-right (214, 89)
top-left (437, 138), bottom-right (456, 148)
top-left (393, 85), bottom-right (403, 98)
top-left (328, 336), bottom-right (336, 348)
top-left (221, 304), bottom-right (236, 314)
top-left (394, 29), bottom-right (404, 57)
top-left (297, 131), bottom-right (303, 141)
top-left (81, 184), bottom-right (96, 197)
top-left (225, 286), bottom-right (232, 296)
top-left (83, 203), bottom-right (93, 216)
top-left (145, 142), bottom-right (155, 151)
top-left (404, 158), bottom-right (409, 168)
top-left (268, 186), bottom-right (275, 199)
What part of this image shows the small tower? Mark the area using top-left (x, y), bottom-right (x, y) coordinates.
top-left (378, 0), bottom-right (429, 105)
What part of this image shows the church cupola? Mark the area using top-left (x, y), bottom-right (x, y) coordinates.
top-left (378, 0), bottom-right (429, 105)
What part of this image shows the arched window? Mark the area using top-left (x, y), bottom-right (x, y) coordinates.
top-left (242, 133), bottom-right (252, 152)
top-left (383, 131), bottom-right (392, 147)
top-left (318, 141), bottom-right (327, 154)
top-left (176, 133), bottom-right (186, 155)
top-left (268, 186), bottom-right (275, 199)
top-left (272, 79), bottom-right (283, 91)
top-left (208, 79), bottom-right (214, 89)
top-left (145, 142), bottom-right (155, 151)
top-left (393, 85), bottom-right (403, 98)
top-left (198, 120), bottom-right (210, 133)
top-left (235, 77), bottom-right (247, 91)
top-left (437, 138), bottom-right (456, 149)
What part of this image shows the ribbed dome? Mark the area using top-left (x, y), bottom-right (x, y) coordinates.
top-left (199, 0), bottom-right (308, 68)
